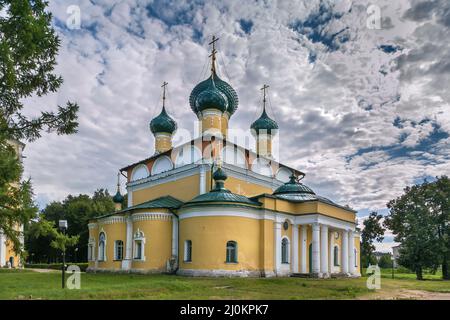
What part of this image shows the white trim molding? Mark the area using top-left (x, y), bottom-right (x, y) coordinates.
top-left (131, 212), bottom-right (172, 222)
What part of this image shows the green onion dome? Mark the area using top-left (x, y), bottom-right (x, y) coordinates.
top-left (194, 77), bottom-right (228, 113)
top-left (189, 72), bottom-right (238, 117)
top-left (149, 106), bottom-right (177, 135)
top-left (250, 108), bottom-right (279, 136)
top-left (112, 190), bottom-right (124, 204)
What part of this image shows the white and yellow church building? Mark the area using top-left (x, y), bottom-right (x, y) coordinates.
top-left (87, 38), bottom-right (361, 278)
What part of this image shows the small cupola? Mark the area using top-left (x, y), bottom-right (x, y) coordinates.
top-left (251, 84), bottom-right (278, 158)
top-left (149, 82), bottom-right (177, 154)
top-left (112, 173), bottom-right (125, 211)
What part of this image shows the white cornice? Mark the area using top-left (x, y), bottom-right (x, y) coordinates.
top-left (127, 161), bottom-right (284, 194)
top-left (98, 216), bottom-right (126, 225)
top-left (131, 212), bottom-right (173, 222)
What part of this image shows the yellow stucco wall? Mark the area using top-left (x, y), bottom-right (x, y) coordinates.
top-left (96, 222), bottom-right (126, 271)
top-left (179, 216), bottom-right (262, 271)
top-left (5, 241), bottom-right (20, 267)
top-left (131, 219), bottom-right (173, 271)
top-left (259, 219), bottom-right (274, 272)
top-left (224, 176), bottom-right (273, 198)
top-left (132, 174), bottom-right (200, 204)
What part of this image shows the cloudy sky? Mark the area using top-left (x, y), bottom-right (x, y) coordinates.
top-left (21, 0), bottom-right (450, 252)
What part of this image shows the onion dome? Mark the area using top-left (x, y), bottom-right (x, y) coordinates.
top-left (112, 190), bottom-right (124, 204)
top-left (190, 72), bottom-right (239, 117)
top-left (184, 167), bottom-right (258, 206)
top-left (149, 106), bottom-right (177, 135)
top-left (250, 107), bottom-right (279, 136)
top-left (112, 173), bottom-right (124, 204)
top-left (195, 77), bottom-right (228, 113)
top-left (273, 175), bottom-right (317, 201)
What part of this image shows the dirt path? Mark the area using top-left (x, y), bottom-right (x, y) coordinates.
top-left (359, 289), bottom-right (450, 300)
top-left (26, 268), bottom-right (59, 273)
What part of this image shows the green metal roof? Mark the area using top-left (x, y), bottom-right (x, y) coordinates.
top-left (273, 175), bottom-right (315, 196)
top-left (185, 189), bottom-right (260, 206)
top-left (149, 106), bottom-right (177, 134)
top-left (94, 195), bottom-right (184, 219)
top-left (128, 195), bottom-right (184, 210)
top-left (189, 71), bottom-right (239, 116)
top-left (184, 168), bottom-right (259, 207)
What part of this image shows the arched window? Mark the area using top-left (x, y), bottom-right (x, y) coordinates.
top-left (354, 248), bottom-right (358, 267)
top-left (133, 230), bottom-right (146, 261)
top-left (98, 232), bottom-right (106, 262)
top-left (334, 245), bottom-right (339, 266)
top-left (175, 145), bottom-right (202, 168)
top-left (114, 240), bottom-right (124, 260)
top-left (131, 164), bottom-right (149, 181)
top-left (281, 237), bottom-right (290, 264)
top-left (184, 240), bottom-right (192, 262)
top-left (221, 145), bottom-right (247, 168)
top-left (226, 241), bottom-right (238, 263)
top-left (151, 155), bottom-right (173, 175)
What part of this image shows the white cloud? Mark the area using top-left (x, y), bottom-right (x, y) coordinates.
top-left (18, 0), bottom-right (450, 220)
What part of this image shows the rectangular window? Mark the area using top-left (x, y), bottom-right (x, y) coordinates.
top-left (115, 240), bottom-right (124, 260)
top-left (184, 240), bottom-right (192, 262)
top-left (135, 241), bottom-right (142, 260)
top-left (226, 241), bottom-right (237, 263)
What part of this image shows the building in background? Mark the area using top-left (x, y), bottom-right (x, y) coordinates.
top-left (87, 38), bottom-right (361, 278)
top-left (0, 139), bottom-right (25, 268)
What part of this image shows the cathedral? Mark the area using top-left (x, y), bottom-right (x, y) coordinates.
top-left (87, 37), bottom-right (361, 278)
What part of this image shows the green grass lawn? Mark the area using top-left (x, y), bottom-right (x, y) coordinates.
top-left (0, 268), bottom-right (448, 300)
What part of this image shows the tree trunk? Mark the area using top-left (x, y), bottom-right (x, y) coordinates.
top-left (416, 266), bottom-right (423, 280)
top-left (443, 258), bottom-right (449, 280)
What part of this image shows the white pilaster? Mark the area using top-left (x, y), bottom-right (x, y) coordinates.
top-left (320, 224), bottom-right (329, 275)
top-left (274, 221), bottom-right (282, 275)
top-left (342, 229), bottom-right (349, 274)
top-left (301, 225), bottom-right (307, 273)
top-left (348, 230), bottom-right (355, 275)
top-left (292, 224), bottom-right (299, 273)
top-left (122, 215), bottom-right (133, 270)
top-left (127, 190), bottom-right (133, 208)
top-left (329, 230), bottom-right (334, 274)
top-left (172, 215), bottom-right (178, 257)
top-left (199, 165), bottom-right (206, 194)
top-left (312, 223), bottom-right (320, 274)
top-left (0, 230), bottom-right (5, 267)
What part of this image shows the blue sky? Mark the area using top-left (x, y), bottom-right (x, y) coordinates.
top-left (21, 0), bottom-right (450, 252)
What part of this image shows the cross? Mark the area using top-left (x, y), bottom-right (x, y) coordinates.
top-left (209, 35), bottom-right (219, 74)
top-left (161, 81), bottom-right (168, 107)
top-left (261, 84), bottom-right (269, 108)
